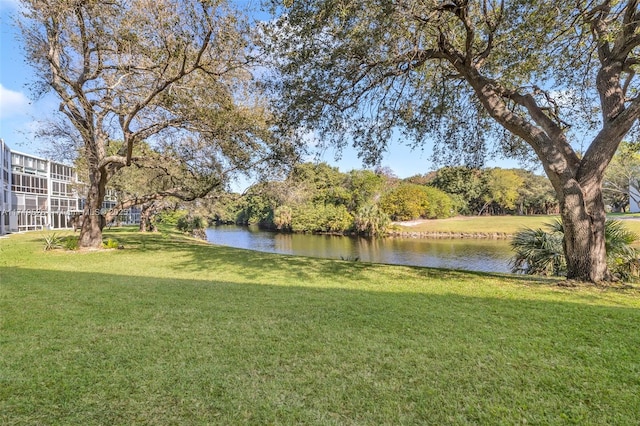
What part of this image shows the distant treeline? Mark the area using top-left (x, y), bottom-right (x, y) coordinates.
top-left (207, 163), bottom-right (559, 235)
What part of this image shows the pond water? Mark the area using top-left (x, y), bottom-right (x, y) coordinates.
top-left (205, 226), bottom-right (514, 273)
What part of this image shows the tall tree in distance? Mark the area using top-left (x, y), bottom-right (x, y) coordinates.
top-left (264, 0), bottom-right (640, 282)
top-left (19, 0), bottom-right (285, 248)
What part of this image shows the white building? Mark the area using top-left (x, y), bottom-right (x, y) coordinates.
top-left (9, 149), bottom-right (82, 232)
top-left (1, 139), bottom-right (12, 235)
top-left (0, 139), bottom-right (139, 235)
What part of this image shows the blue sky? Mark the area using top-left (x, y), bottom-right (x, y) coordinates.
top-left (0, 0), bottom-right (518, 188)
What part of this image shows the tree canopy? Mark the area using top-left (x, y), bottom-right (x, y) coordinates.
top-left (19, 0), bottom-right (293, 248)
top-left (262, 0), bottom-right (640, 282)
top-left (213, 162), bottom-right (553, 234)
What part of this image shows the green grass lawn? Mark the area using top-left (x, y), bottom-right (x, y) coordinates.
top-left (394, 213), bottom-right (640, 236)
top-left (1, 229), bottom-right (640, 424)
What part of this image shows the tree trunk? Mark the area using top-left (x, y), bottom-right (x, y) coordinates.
top-left (78, 167), bottom-right (108, 249)
top-left (139, 215), bottom-right (149, 232)
top-left (559, 180), bottom-right (610, 282)
top-left (139, 202), bottom-right (159, 232)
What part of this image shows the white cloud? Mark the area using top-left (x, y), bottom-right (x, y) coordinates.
top-left (0, 83), bottom-right (29, 118)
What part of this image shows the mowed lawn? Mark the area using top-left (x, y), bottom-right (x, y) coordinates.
top-left (1, 229), bottom-right (639, 425)
top-left (393, 213), bottom-right (640, 237)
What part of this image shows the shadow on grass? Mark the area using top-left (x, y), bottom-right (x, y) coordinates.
top-left (102, 228), bottom-right (557, 286)
top-left (2, 266), bottom-right (640, 425)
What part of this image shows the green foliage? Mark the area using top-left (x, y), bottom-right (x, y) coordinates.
top-left (430, 167), bottom-right (485, 215)
top-left (263, 0), bottom-right (583, 166)
top-left (192, 216), bottom-right (204, 230)
top-left (447, 193), bottom-right (473, 216)
top-left (209, 193), bottom-right (243, 224)
top-left (291, 204), bottom-right (353, 233)
top-left (43, 233), bottom-right (62, 251)
top-left (236, 185), bottom-right (276, 226)
top-left (380, 184), bottom-right (453, 221)
top-left (102, 238), bottom-right (120, 249)
top-left (156, 210), bottom-right (188, 227)
top-left (233, 162), bottom-right (391, 233)
top-left (482, 168), bottom-right (525, 214)
top-left (263, 0), bottom-right (640, 281)
top-left (404, 173), bottom-right (435, 186)
top-left (511, 220), bottom-right (639, 280)
top-left (44, 234), bottom-right (81, 251)
top-left (380, 184), bottom-right (429, 221)
top-left (273, 205), bottom-right (293, 231)
top-left (290, 162), bottom-right (351, 206)
top-left (263, 0), bottom-right (636, 169)
top-left (354, 204), bottom-right (390, 236)
top-left (176, 215), bottom-right (205, 233)
top-left (604, 220), bottom-right (640, 280)
top-left (62, 236), bottom-right (79, 251)
top-left (515, 170), bottom-right (558, 215)
top-left (429, 167), bottom-right (556, 215)
top-left (22, 0), bottom-right (295, 249)
top-left (344, 169), bottom-right (384, 212)
top-left (510, 222), bottom-right (566, 276)
top-left (224, 162), bottom-right (557, 236)
top-left (603, 141), bottom-right (640, 212)
top-left (422, 187), bottom-right (454, 219)
top-left (176, 216), bottom-right (190, 232)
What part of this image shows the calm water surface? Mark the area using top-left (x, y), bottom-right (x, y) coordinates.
top-left (206, 225), bottom-right (514, 273)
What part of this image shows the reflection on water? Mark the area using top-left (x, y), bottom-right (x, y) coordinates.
top-left (206, 225), bottom-right (514, 273)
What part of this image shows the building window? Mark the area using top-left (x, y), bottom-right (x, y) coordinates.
top-left (11, 173), bottom-right (48, 194)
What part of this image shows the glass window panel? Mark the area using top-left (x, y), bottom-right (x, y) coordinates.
top-left (25, 197), bottom-right (37, 209)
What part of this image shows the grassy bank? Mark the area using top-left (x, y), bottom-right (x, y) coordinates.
top-left (393, 213), bottom-right (640, 237)
top-left (1, 229), bottom-right (639, 424)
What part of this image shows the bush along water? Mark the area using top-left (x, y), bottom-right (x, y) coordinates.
top-left (511, 219), bottom-right (639, 281)
top-left (354, 204), bottom-right (390, 236)
top-left (176, 214), bottom-right (207, 240)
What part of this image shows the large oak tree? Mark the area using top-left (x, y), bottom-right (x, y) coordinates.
top-left (263, 0), bottom-right (640, 282)
top-left (19, 0), bottom-right (287, 248)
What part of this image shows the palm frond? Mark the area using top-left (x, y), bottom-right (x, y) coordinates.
top-left (510, 219), bottom-right (638, 279)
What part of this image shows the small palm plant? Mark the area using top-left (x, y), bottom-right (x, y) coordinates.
top-left (604, 220), bottom-right (640, 279)
top-left (43, 233), bottom-right (62, 251)
top-left (510, 220), bottom-right (565, 276)
top-left (511, 219), bottom-right (639, 280)
top-left (354, 204), bottom-right (390, 236)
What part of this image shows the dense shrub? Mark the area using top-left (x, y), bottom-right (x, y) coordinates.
top-left (176, 215), bottom-right (205, 233)
top-left (354, 204), bottom-right (390, 236)
top-left (291, 204), bottom-right (353, 233)
top-left (380, 184), bottom-right (453, 221)
top-left (235, 189), bottom-right (275, 226)
top-left (156, 210), bottom-right (188, 227)
top-left (102, 238), bottom-right (120, 249)
top-left (422, 186), bottom-right (454, 219)
top-left (273, 205), bottom-right (293, 231)
top-left (63, 236), bottom-right (79, 251)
